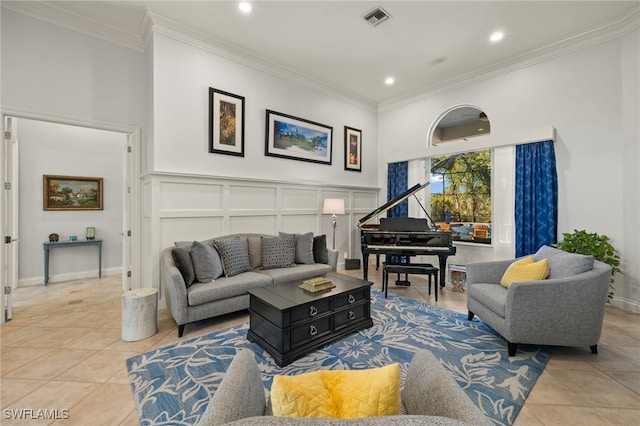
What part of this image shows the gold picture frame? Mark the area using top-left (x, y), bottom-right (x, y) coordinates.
top-left (43, 175), bottom-right (104, 211)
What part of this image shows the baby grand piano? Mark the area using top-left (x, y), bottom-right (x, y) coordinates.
top-left (358, 183), bottom-right (456, 288)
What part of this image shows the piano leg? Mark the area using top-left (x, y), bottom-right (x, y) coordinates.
top-left (437, 255), bottom-right (448, 288)
top-left (362, 253), bottom-right (370, 281)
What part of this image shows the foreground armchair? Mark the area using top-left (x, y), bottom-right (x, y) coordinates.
top-left (467, 245), bottom-right (611, 356)
top-left (198, 349), bottom-right (491, 426)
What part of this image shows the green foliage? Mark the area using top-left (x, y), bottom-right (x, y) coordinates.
top-left (430, 151), bottom-right (491, 222)
top-left (555, 229), bottom-right (621, 303)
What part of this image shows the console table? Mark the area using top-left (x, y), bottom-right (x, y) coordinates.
top-left (42, 239), bottom-right (102, 285)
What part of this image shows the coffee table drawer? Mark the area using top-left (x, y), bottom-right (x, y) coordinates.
top-left (291, 316), bottom-right (332, 349)
top-left (334, 303), bottom-right (368, 331)
top-left (334, 286), bottom-right (369, 309)
top-left (290, 299), bottom-right (332, 325)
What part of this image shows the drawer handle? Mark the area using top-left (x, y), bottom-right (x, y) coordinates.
top-left (348, 311), bottom-right (356, 320)
top-left (309, 325), bottom-right (318, 336)
top-left (309, 306), bottom-right (318, 317)
top-left (348, 294), bottom-right (356, 304)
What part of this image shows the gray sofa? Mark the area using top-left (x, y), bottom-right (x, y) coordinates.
top-left (161, 233), bottom-right (338, 337)
top-left (197, 349), bottom-right (492, 426)
top-left (467, 245), bottom-right (611, 356)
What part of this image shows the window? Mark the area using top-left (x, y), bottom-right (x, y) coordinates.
top-left (430, 151), bottom-right (491, 243)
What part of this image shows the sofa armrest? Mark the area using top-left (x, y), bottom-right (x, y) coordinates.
top-left (466, 259), bottom-right (513, 285)
top-left (160, 247), bottom-right (189, 325)
top-left (327, 249), bottom-right (338, 271)
top-left (197, 350), bottom-right (266, 426)
top-left (403, 350), bottom-right (491, 426)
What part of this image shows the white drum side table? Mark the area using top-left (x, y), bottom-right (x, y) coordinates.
top-left (121, 288), bottom-right (158, 341)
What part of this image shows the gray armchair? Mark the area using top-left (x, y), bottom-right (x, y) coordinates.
top-left (198, 349), bottom-right (492, 426)
top-left (466, 245), bottom-right (611, 356)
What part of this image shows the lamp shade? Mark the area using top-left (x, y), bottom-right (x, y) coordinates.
top-left (322, 199), bottom-right (345, 215)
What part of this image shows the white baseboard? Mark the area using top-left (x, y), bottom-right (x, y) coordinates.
top-left (610, 297), bottom-right (640, 314)
top-left (18, 267), bottom-right (123, 287)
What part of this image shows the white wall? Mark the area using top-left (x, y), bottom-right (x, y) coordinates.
top-left (0, 9), bottom-right (146, 132)
top-left (149, 34), bottom-right (379, 187)
top-left (17, 119), bottom-right (126, 285)
top-left (379, 32), bottom-right (640, 312)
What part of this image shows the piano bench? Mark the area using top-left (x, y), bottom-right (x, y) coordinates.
top-left (382, 263), bottom-right (440, 301)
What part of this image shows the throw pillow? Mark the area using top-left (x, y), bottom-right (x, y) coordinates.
top-left (261, 234), bottom-right (296, 269)
top-left (247, 236), bottom-right (262, 270)
top-left (190, 241), bottom-right (224, 283)
top-left (500, 256), bottom-right (549, 288)
top-left (171, 247), bottom-right (196, 287)
top-left (280, 232), bottom-right (315, 264)
top-left (270, 363), bottom-right (401, 419)
top-left (533, 245), bottom-right (594, 279)
top-left (212, 238), bottom-right (252, 277)
top-left (313, 234), bottom-right (329, 264)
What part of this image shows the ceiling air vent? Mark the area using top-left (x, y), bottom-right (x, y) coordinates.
top-left (363, 7), bottom-right (391, 27)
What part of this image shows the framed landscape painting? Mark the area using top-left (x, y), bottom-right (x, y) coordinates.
top-left (209, 87), bottom-right (245, 157)
top-left (43, 175), bottom-right (103, 211)
top-left (344, 126), bottom-right (362, 172)
top-left (265, 110), bottom-right (333, 165)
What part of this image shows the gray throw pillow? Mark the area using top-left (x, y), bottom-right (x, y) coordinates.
top-left (533, 245), bottom-right (594, 279)
top-left (261, 234), bottom-right (296, 269)
top-left (190, 241), bottom-right (224, 283)
top-left (313, 234), bottom-right (329, 264)
top-left (171, 247), bottom-right (195, 287)
top-left (279, 232), bottom-right (315, 264)
top-left (212, 238), bottom-right (252, 277)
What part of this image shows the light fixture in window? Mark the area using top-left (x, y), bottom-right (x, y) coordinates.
top-left (239, 2), bottom-right (252, 13)
top-left (490, 31), bottom-right (504, 42)
top-left (385, 77), bottom-right (395, 85)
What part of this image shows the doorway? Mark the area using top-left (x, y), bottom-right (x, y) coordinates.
top-left (1, 111), bottom-right (140, 323)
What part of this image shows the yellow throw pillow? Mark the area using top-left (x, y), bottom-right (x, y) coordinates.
top-left (270, 363), bottom-right (401, 419)
top-left (500, 256), bottom-right (549, 288)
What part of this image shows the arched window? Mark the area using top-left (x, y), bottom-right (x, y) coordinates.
top-left (428, 105), bottom-right (492, 244)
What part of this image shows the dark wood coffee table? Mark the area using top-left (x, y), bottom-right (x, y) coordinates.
top-left (247, 272), bottom-right (373, 367)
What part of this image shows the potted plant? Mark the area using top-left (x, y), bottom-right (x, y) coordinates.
top-left (555, 229), bottom-right (621, 303)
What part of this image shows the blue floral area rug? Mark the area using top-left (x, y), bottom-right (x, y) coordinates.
top-left (126, 290), bottom-right (551, 426)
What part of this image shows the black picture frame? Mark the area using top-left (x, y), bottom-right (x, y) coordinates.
top-left (209, 88), bottom-right (245, 157)
top-left (265, 110), bottom-right (333, 165)
top-left (344, 126), bottom-right (362, 172)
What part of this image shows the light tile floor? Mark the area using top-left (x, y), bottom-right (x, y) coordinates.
top-left (1, 269), bottom-right (639, 425)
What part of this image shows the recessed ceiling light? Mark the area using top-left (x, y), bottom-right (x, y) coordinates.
top-left (385, 77), bottom-right (395, 85)
top-left (239, 2), bottom-right (252, 13)
top-left (490, 31), bottom-right (504, 42)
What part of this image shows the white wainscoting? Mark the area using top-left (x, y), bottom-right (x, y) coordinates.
top-left (141, 172), bottom-right (379, 306)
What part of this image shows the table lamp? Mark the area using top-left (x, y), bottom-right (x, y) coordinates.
top-left (322, 199), bottom-right (345, 250)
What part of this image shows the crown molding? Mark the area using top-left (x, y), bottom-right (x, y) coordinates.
top-left (1, 1), bottom-right (147, 52)
top-left (145, 12), bottom-right (378, 112)
top-left (379, 7), bottom-right (639, 112)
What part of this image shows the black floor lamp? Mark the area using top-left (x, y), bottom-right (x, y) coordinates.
top-left (322, 199), bottom-right (345, 250)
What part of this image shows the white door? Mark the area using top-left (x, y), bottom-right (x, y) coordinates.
top-left (2, 116), bottom-right (19, 322)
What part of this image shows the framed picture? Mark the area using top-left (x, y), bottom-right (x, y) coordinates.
top-left (265, 110), bottom-right (333, 165)
top-left (43, 175), bottom-right (103, 211)
top-left (209, 88), bottom-right (245, 156)
top-left (344, 126), bottom-right (362, 172)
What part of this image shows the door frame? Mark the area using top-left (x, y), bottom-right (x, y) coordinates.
top-left (0, 107), bottom-right (141, 302)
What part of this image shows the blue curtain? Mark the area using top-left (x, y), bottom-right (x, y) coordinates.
top-left (515, 140), bottom-right (558, 257)
top-left (387, 162), bottom-right (409, 218)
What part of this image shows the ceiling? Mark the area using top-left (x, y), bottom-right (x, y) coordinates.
top-left (4, 1), bottom-right (639, 107)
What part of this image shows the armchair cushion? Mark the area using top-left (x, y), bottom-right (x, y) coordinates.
top-left (500, 256), bottom-right (549, 288)
top-left (270, 363), bottom-right (401, 419)
top-left (533, 245), bottom-right (593, 279)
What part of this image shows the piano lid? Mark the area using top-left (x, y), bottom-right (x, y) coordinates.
top-left (358, 182), bottom-right (430, 228)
